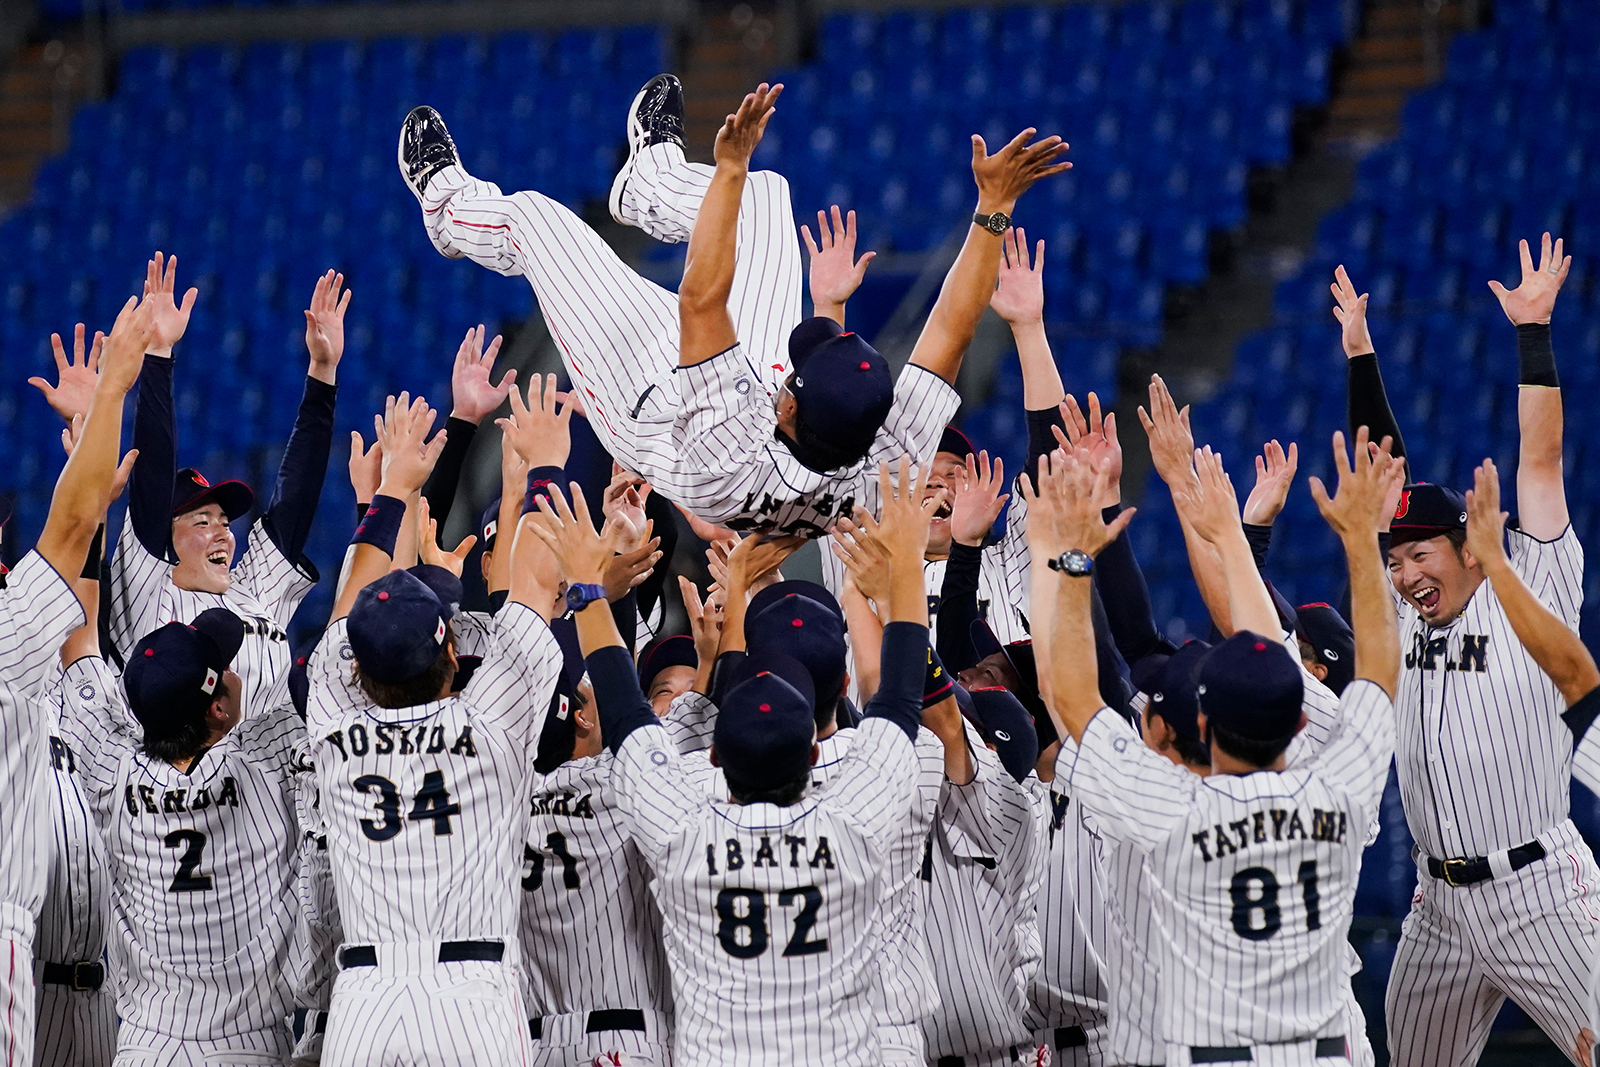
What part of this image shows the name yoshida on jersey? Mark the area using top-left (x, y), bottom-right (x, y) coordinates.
top-left (1058, 680), bottom-right (1395, 1050)
top-left (1393, 525), bottom-right (1584, 860)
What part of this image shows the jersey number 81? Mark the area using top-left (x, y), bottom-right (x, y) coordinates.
top-left (1230, 861), bottom-right (1322, 940)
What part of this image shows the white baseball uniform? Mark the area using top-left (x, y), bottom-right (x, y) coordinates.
top-left (1059, 677), bottom-right (1394, 1066)
top-left (0, 554), bottom-right (88, 1067)
top-left (58, 655), bottom-right (306, 1065)
top-left (286, 742), bottom-right (340, 1067)
top-left (109, 517), bottom-right (316, 721)
top-left (519, 752), bottom-right (673, 1067)
top-left (418, 144), bottom-right (959, 533)
top-left (35, 669), bottom-right (116, 1067)
top-left (306, 604), bottom-right (561, 1067)
top-left (1384, 525), bottom-right (1599, 1067)
top-left (921, 722), bottom-right (1046, 1066)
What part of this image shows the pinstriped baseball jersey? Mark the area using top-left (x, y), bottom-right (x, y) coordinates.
top-left (517, 751), bottom-right (671, 1022)
top-left (109, 517), bottom-right (315, 720)
top-left (922, 723), bottom-right (1045, 1060)
top-left (0, 553), bottom-right (86, 943)
top-left (305, 604), bottom-right (561, 948)
top-left (1061, 680), bottom-right (1394, 1051)
top-left (611, 716), bottom-right (923, 1066)
top-left (58, 654), bottom-right (306, 1042)
top-left (1024, 773), bottom-right (1109, 1037)
top-left (1394, 526), bottom-right (1584, 859)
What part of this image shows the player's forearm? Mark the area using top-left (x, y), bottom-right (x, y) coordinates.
top-left (1480, 554), bottom-right (1599, 704)
top-left (59, 572), bottom-right (101, 664)
top-left (127, 356), bottom-right (176, 558)
top-left (40, 385), bottom-right (131, 578)
top-left (1343, 530), bottom-right (1399, 698)
top-left (887, 552), bottom-right (930, 627)
top-left (679, 164), bottom-right (745, 321)
top-left (263, 376), bottom-right (338, 566)
top-left (1094, 506), bottom-right (1176, 665)
top-left (1215, 530), bottom-right (1283, 640)
top-left (862, 621), bottom-right (930, 741)
top-left (1346, 353), bottom-right (1410, 481)
top-left (841, 589), bottom-right (883, 704)
top-left (1516, 387), bottom-right (1568, 539)
top-left (1048, 571), bottom-right (1101, 743)
top-left (924, 692), bottom-right (975, 785)
top-left (935, 542), bottom-right (984, 673)
top-left (1012, 320), bottom-right (1064, 410)
top-left (908, 221), bottom-right (1006, 384)
top-left (419, 417), bottom-right (477, 531)
top-left (507, 517), bottom-right (560, 619)
top-left (1178, 510), bottom-right (1232, 635)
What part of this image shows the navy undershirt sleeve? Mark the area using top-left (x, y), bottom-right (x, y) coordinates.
top-left (1094, 502), bottom-right (1177, 665)
top-left (421, 417), bottom-right (478, 529)
top-left (128, 357), bottom-right (177, 562)
top-left (262, 376), bottom-right (337, 570)
top-left (936, 542), bottom-right (985, 673)
top-left (589, 643), bottom-right (661, 755)
top-left (862, 621), bottom-right (930, 742)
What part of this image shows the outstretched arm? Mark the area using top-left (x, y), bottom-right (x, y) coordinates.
top-left (1488, 233), bottom-right (1571, 541)
top-left (802, 206), bottom-right (876, 328)
top-left (1334, 265), bottom-right (1410, 480)
top-left (679, 84), bottom-right (781, 366)
top-left (1173, 447), bottom-right (1284, 641)
top-left (908, 132), bottom-right (1070, 385)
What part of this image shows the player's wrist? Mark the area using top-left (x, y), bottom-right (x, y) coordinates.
top-left (975, 195), bottom-right (1017, 218)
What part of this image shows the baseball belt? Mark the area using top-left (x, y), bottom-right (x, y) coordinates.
top-left (529, 1008), bottom-right (648, 1042)
top-left (1190, 1036), bottom-right (1346, 1062)
top-left (1427, 839), bottom-right (1546, 887)
top-left (40, 961), bottom-right (104, 991)
top-left (338, 939), bottom-right (503, 969)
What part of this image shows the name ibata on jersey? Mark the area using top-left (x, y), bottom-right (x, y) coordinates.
top-left (705, 835), bottom-right (838, 875)
top-left (1190, 806), bottom-right (1349, 863)
top-left (322, 723), bottom-right (478, 761)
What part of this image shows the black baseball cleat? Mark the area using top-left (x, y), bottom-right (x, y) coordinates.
top-left (398, 106), bottom-right (461, 204)
top-left (609, 74), bottom-right (686, 224)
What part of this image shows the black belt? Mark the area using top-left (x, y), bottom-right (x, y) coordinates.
top-left (1054, 1026), bottom-right (1088, 1050)
top-left (339, 940), bottom-right (504, 969)
top-left (1427, 840), bottom-right (1546, 887)
top-left (40, 961), bottom-right (103, 991)
top-left (936, 1049), bottom-right (1023, 1067)
top-left (529, 1008), bottom-right (648, 1042)
top-left (1191, 1036), bottom-right (1347, 1062)
top-left (292, 1008), bottom-right (328, 1041)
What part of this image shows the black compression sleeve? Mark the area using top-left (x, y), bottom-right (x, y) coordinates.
top-left (1562, 686), bottom-right (1600, 746)
top-left (1093, 503), bottom-right (1177, 665)
top-left (420, 417), bottom-right (479, 528)
top-left (1243, 523), bottom-right (1273, 572)
top-left (589, 643), bottom-right (661, 755)
top-left (610, 590), bottom-right (639, 659)
top-left (862, 621), bottom-right (930, 742)
top-left (1025, 406), bottom-right (1067, 482)
top-left (1347, 353), bottom-right (1410, 481)
top-left (263, 376), bottom-right (337, 570)
top-left (128, 357), bottom-right (177, 562)
top-left (1517, 323), bottom-right (1559, 387)
top-left (935, 542), bottom-right (985, 673)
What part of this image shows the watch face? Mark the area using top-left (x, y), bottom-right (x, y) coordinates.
top-left (986, 211), bottom-right (1010, 235)
top-left (1063, 550), bottom-right (1091, 576)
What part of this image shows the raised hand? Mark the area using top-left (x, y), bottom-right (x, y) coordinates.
top-left (989, 227), bottom-right (1045, 326)
top-left (1137, 374), bottom-right (1198, 491)
top-left (678, 574), bottom-right (723, 666)
top-left (1025, 449), bottom-right (1133, 559)
top-left (1174, 446), bottom-right (1243, 545)
top-left (375, 392), bottom-right (446, 498)
top-left (527, 483), bottom-right (619, 588)
top-left (950, 450), bottom-right (1008, 548)
top-left (601, 466), bottom-right (652, 554)
top-left (1307, 427), bottom-right (1402, 544)
top-left (495, 373), bottom-right (572, 470)
top-left (713, 82), bottom-right (783, 171)
top-left (348, 431), bottom-right (382, 504)
top-left (1058, 392), bottom-right (1121, 507)
top-left (29, 323), bottom-right (105, 422)
top-left (1242, 439), bottom-right (1298, 526)
top-left (857, 458), bottom-right (948, 567)
top-left (1330, 265), bottom-right (1374, 358)
top-left (60, 413), bottom-right (137, 501)
top-left (1464, 458), bottom-right (1510, 570)
top-left (449, 325), bottom-right (517, 424)
top-left (802, 206), bottom-right (876, 322)
top-left (143, 252), bottom-right (198, 357)
top-left (417, 496), bottom-right (476, 577)
top-left (971, 128), bottom-right (1071, 213)
top-left (725, 530), bottom-right (804, 598)
top-left (1488, 232), bottom-right (1571, 326)
top-left (304, 270), bottom-right (351, 384)
top-left (604, 527), bottom-right (664, 603)
top-left (97, 295), bottom-right (157, 394)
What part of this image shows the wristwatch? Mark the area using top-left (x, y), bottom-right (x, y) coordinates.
top-left (972, 210), bottom-right (1011, 236)
top-left (1047, 549), bottom-right (1094, 577)
top-left (564, 582), bottom-right (608, 613)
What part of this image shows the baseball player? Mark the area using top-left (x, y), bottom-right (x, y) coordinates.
top-left (1, 294), bottom-right (153, 1067)
top-left (526, 456), bottom-right (945, 1066)
top-left (102, 259), bottom-right (345, 719)
top-left (1334, 242), bottom-right (1600, 1067)
top-left (401, 77), bottom-right (1066, 533)
top-left (1028, 428), bottom-right (1401, 1066)
top-left (306, 389), bottom-right (563, 1067)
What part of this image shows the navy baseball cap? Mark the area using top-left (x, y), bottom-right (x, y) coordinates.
top-left (966, 686), bottom-right (1041, 783)
top-left (1389, 483), bottom-right (1468, 547)
top-left (938, 425), bottom-right (977, 460)
top-left (172, 468), bottom-right (254, 520)
top-left (347, 570), bottom-right (451, 686)
top-left (638, 634), bottom-right (698, 692)
top-left (786, 321), bottom-right (894, 470)
top-left (1196, 631), bottom-right (1304, 745)
top-left (479, 497), bottom-right (503, 552)
top-left (1296, 604), bottom-right (1355, 695)
top-left (746, 592), bottom-right (848, 709)
top-left (407, 564), bottom-right (462, 622)
top-left (970, 619), bottom-right (1050, 746)
top-left (534, 616), bottom-right (589, 774)
top-left (713, 652), bottom-right (817, 793)
top-left (125, 608), bottom-right (245, 735)
top-left (1131, 639), bottom-right (1211, 744)
top-left (286, 628), bottom-right (323, 720)
top-left (748, 580), bottom-right (844, 627)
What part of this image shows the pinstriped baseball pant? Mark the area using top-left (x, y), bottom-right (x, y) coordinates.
top-left (322, 957), bottom-right (532, 1067)
top-left (109, 1026), bottom-right (289, 1067)
top-left (420, 144), bottom-right (801, 481)
top-left (1384, 818), bottom-right (1600, 1067)
top-left (34, 981), bottom-right (116, 1067)
top-left (1, 937), bottom-right (35, 1067)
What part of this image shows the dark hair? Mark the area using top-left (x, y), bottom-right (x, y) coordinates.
top-left (1206, 720), bottom-right (1293, 770)
top-left (354, 625), bottom-right (457, 710)
top-left (142, 678), bottom-right (227, 764)
top-left (725, 765), bottom-right (810, 807)
top-left (815, 693), bottom-right (841, 734)
top-left (1146, 705), bottom-right (1210, 768)
top-left (1444, 527), bottom-right (1468, 556)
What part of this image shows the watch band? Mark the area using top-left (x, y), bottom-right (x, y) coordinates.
top-left (972, 210), bottom-right (1010, 236)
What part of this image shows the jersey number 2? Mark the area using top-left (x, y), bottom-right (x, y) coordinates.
top-left (714, 887), bottom-right (829, 959)
top-left (163, 829), bottom-right (213, 892)
top-left (1230, 861), bottom-right (1322, 940)
top-left (354, 771), bottom-right (462, 841)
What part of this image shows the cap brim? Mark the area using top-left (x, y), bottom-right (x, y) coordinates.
top-left (174, 481), bottom-right (255, 521)
top-left (1388, 524), bottom-right (1460, 547)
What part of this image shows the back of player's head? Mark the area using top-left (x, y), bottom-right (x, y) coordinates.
top-left (1388, 482), bottom-right (1468, 548)
top-left (964, 686), bottom-right (1041, 782)
top-left (347, 570), bottom-right (456, 708)
top-left (1131, 639), bottom-right (1211, 766)
top-left (171, 467), bottom-right (254, 520)
top-left (1196, 631), bottom-right (1304, 768)
top-left (534, 617), bottom-right (589, 774)
top-left (126, 608), bottom-right (245, 761)
top-left (1294, 604), bottom-right (1354, 695)
top-left (784, 318), bottom-right (893, 471)
top-left (745, 586), bottom-right (847, 731)
top-left (713, 652), bottom-right (817, 806)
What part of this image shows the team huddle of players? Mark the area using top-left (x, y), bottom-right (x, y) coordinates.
top-left (3, 75), bottom-right (1599, 1067)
